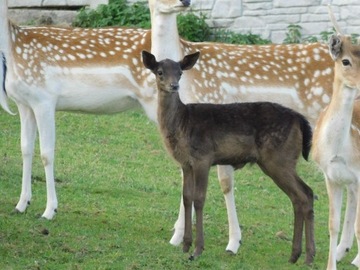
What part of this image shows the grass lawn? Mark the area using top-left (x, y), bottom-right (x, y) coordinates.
top-left (0, 106), bottom-right (356, 269)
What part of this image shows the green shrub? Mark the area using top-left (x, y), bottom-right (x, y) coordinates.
top-left (72, 0), bottom-right (151, 28)
top-left (212, 29), bottom-right (271, 45)
top-left (283, 24), bottom-right (302, 44)
top-left (72, 1), bottom-right (271, 45)
top-left (177, 12), bottom-right (211, 42)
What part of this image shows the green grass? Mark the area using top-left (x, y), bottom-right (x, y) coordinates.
top-left (0, 107), bottom-right (356, 269)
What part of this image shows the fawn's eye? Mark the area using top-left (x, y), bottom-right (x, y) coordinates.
top-left (342, 59), bottom-right (351, 66)
top-left (157, 70), bottom-right (163, 76)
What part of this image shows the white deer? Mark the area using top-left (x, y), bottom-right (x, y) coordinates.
top-left (312, 8), bottom-right (360, 270)
top-left (150, 0), bottom-right (336, 263)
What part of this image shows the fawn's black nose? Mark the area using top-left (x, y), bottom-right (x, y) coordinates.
top-left (170, 83), bottom-right (179, 91)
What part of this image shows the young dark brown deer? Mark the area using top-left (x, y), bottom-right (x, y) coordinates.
top-left (142, 50), bottom-right (315, 263)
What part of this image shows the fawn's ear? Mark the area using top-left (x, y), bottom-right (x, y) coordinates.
top-left (180, 51), bottom-right (200, 71)
top-left (142, 50), bottom-right (158, 71)
top-left (329, 35), bottom-right (343, 61)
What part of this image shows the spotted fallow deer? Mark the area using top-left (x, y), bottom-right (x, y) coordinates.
top-left (312, 11), bottom-right (360, 269)
top-left (0, 0), bottom-right (159, 220)
top-left (150, 0), bottom-right (334, 262)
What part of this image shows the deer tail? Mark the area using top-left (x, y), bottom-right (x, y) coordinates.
top-left (299, 116), bottom-right (312, 161)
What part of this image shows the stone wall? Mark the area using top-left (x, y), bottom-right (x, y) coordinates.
top-left (8, 0), bottom-right (360, 43)
top-left (9, 0), bottom-right (107, 8)
top-left (187, 0), bottom-right (360, 43)
top-left (8, 0), bottom-right (107, 25)
top-left (124, 0), bottom-right (360, 43)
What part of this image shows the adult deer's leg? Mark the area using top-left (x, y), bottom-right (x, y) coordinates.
top-left (15, 104), bottom-right (37, 213)
top-left (34, 105), bottom-right (57, 219)
top-left (326, 178), bottom-right (343, 270)
top-left (217, 165), bottom-right (241, 253)
top-left (352, 182), bottom-right (360, 267)
top-left (170, 196), bottom-right (186, 246)
top-left (337, 183), bottom-right (357, 261)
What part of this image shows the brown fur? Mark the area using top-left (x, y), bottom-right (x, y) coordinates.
top-left (142, 50), bottom-right (315, 263)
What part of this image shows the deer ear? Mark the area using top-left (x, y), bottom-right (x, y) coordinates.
top-left (329, 35), bottom-right (343, 60)
top-left (180, 51), bottom-right (200, 71)
top-left (142, 50), bottom-right (158, 71)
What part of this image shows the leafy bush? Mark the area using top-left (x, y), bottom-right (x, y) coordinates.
top-left (212, 29), bottom-right (271, 45)
top-left (177, 12), bottom-right (211, 42)
top-left (72, 0), bottom-right (270, 45)
top-left (283, 24), bottom-right (302, 44)
top-left (283, 24), bottom-right (360, 44)
top-left (72, 0), bottom-right (151, 28)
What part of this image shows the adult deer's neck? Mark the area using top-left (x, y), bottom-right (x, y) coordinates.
top-left (328, 78), bottom-right (357, 122)
top-left (150, 11), bottom-right (183, 61)
top-left (0, 0), bottom-right (11, 59)
top-left (320, 77), bottom-right (357, 148)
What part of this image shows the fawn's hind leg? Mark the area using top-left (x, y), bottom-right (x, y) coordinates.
top-left (258, 160), bottom-right (315, 264)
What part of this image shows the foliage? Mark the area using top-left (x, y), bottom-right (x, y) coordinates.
top-left (72, 0), bottom-right (151, 28)
top-left (283, 24), bottom-right (303, 44)
top-left (284, 25), bottom-right (359, 44)
top-left (72, 1), bottom-right (270, 45)
top-left (212, 29), bottom-right (271, 45)
top-left (177, 12), bottom-right (211, 42)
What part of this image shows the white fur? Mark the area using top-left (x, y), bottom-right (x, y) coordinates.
top-left (312, 35), bottom-right (360, 269)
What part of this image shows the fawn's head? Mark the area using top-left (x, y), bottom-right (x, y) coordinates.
top-left (329, 35), bottom-right (360, 90)
top-left (142, 50), bottom-right (200, 93)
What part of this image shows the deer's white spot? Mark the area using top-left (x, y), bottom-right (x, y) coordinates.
top-left (322, 67), bottom-right (332, 76)
top-left (77, 53), bottom-right (86, 59)
top-left (68, 54), bottom-right (76, 61)
top-left (322, 94), bottom-right (330, 103)
top-left (313, 87), bottom-right (324, 96)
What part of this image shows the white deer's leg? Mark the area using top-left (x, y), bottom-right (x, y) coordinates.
top-left (337, 183), bottom-right (357, 261)
top-left (170, 195), bottom-right (186, 246)
top-left (217, 165), bottom-right (241, 253)
top-left (34, 106), bottom-right (57, 219)
top-left (351, 182), bottom-right (360, 267)
top-left (326, 178), bottom-right (343, 270)
top-left (15, 104), bottom-right (37, 213)
top-left (170, 169), bottom-right (195, 246)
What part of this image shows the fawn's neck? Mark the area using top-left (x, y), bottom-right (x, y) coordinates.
top-left (157, 90), bottom-right (187, 136)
